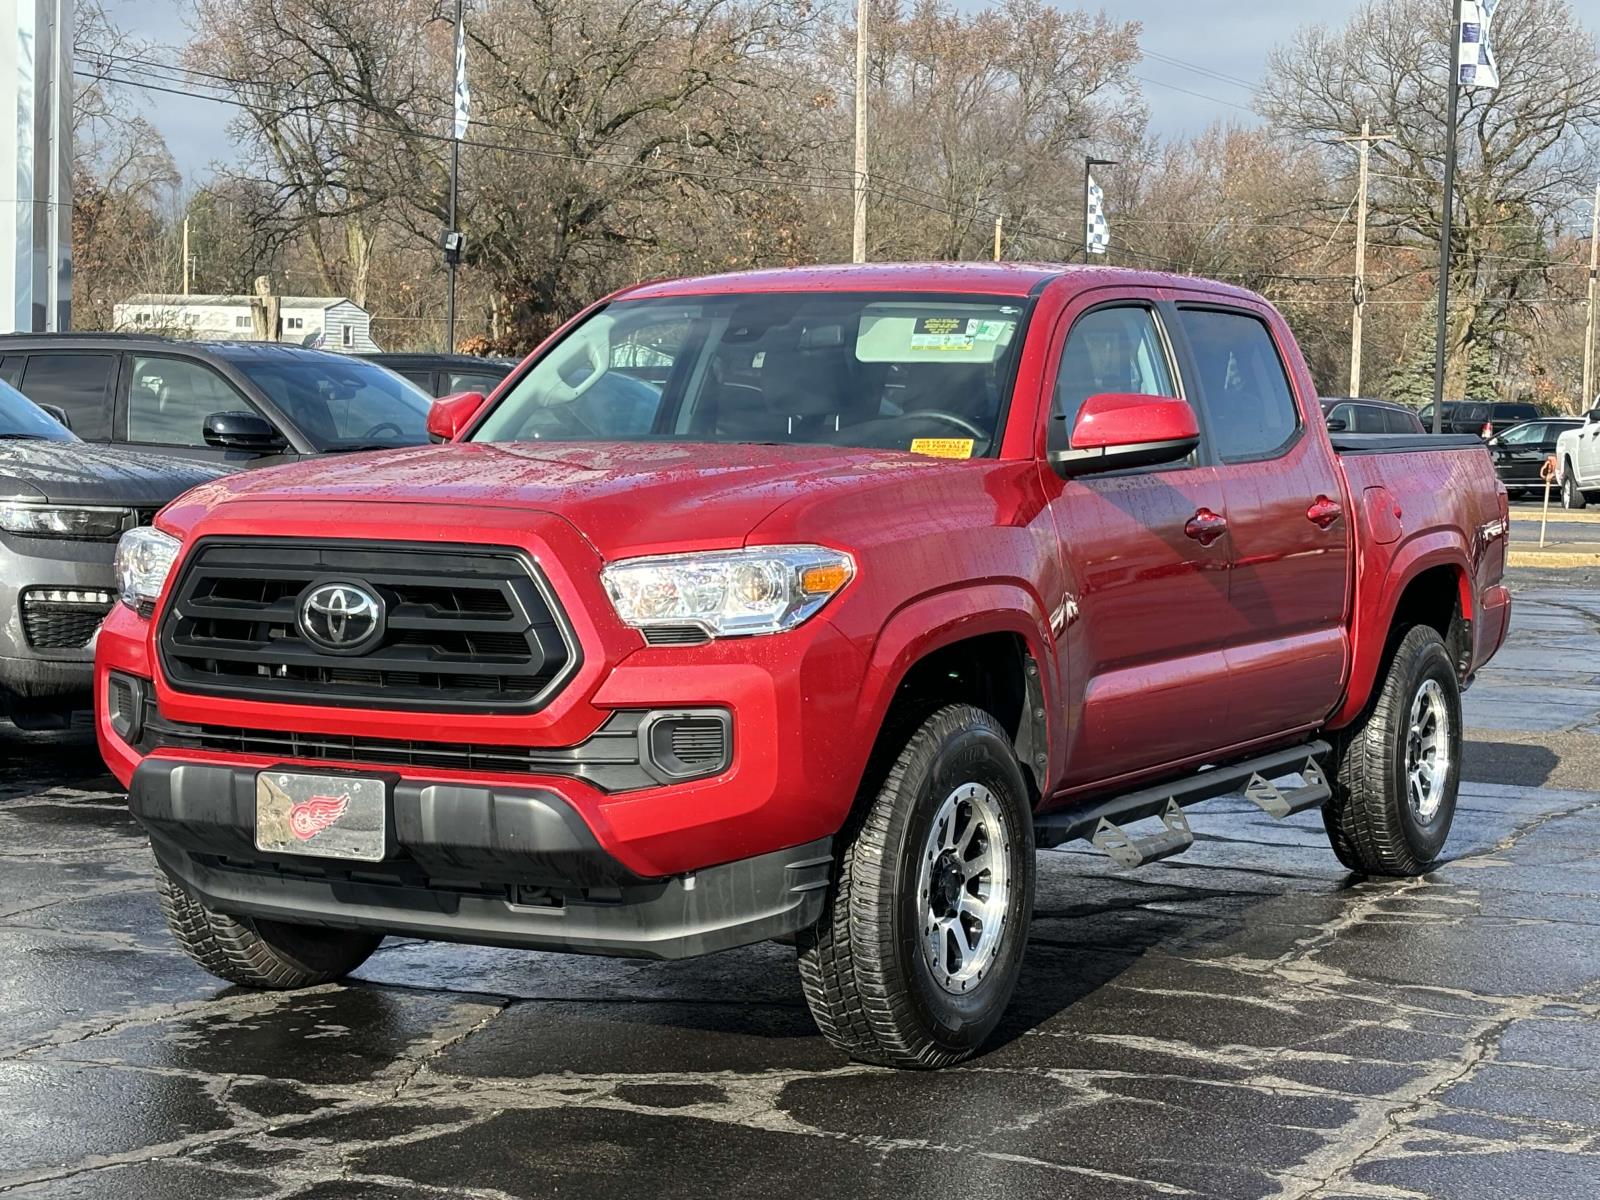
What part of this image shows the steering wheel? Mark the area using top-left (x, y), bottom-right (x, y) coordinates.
top-left (360, 421), bottom-right (406, 440)
top-left (912, 410), bottom-right (989, 441)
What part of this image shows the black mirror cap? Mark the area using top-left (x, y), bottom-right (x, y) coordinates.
top-left (38, 404), bottom-right (71, 430)
top-left (1049, 434), bottom-right (1200, 479)
top-left (1325, 418), bottom-right (1348, 433)
top-left (203, 410), bottom-right (287, 451)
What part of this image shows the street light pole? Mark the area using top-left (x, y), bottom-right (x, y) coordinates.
top-left (1584, 181), bottom-right (1600, 410)
top-left (445, 0), bottom-right (463, 353)
top-left (1430, 0), bottom-right (1465, 437)
top-left (851, 0), bottom-right (869, 264)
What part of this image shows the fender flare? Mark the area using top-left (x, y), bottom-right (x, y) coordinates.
top-left (1329, 531), bottom-right (1471, 729)
top-left (855, 582), bottom-right (1058, 775)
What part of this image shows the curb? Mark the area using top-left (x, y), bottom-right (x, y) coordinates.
top-left (1508, 551), bottom-right (1600, 568)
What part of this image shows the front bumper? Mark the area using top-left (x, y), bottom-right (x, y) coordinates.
top-left (0, 533), bottom-right (117, 713)
top-left (131, 757), bottom-right (832, 960)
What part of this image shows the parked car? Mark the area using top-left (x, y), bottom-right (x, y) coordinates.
top-left (360, 352), bottom-right (514, 399)
top-left (99, 263), bottom-right (1510, 1069)
top-left (1554, 405), bottom-right (1600, 509)
top-left (0, 379), bottom-right (227, 729)
top-left (1321, 397), bottom-right (1425, 434)
top-left (1418, 399), bottom-right (1540, 439)
top-left (0, 334), bottom-right (436, 465)
top-left (1487, 418), bottom-right (1582, 498)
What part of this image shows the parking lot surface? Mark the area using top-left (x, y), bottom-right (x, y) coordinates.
top-left (2, 568), bottom-right (1599, 1199)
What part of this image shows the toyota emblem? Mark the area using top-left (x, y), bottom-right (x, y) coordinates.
top-left (298, 581), bottom-right (385, 654)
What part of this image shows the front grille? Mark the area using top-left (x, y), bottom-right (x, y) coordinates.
top-left (20, 589), bottom-right (117, 649)
top-left (136, 700), bottom-right (730, 794)
top-left (158, 540), bottom-right (579, 713)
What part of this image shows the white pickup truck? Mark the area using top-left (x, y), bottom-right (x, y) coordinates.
top-left (1556, 402), bottom-right (1600, 509)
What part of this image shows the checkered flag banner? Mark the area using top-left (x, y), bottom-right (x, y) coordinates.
top-left (1458, 0), bottom-right (1500, 90)
top-left (453, 18), bottom-right (472, 139)
top-left (1086, 174), bottom-right (1109, 256)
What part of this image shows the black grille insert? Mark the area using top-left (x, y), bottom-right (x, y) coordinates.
top-left (21, 589), bottom-right (117, 650)
top-left (158, 540), bottom-right (580, 713)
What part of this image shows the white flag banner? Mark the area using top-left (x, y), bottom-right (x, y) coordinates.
top-left (1458, 0), bottom-right (1500, 90)
top-left (1086, 174), bottom-right (1110, 255)
top-left (453, 19), bottom-right (472, 139)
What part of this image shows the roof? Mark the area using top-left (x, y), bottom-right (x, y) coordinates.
top-left (360, 353), bottom-right (512, 369)
top-left (1319, 397), bottom-right (1420, 412)
top-left (616, 262), bottom-right (1262, 303)
top-left (118, 294), bottom-right (362, 311)
top-left (0, 333), bottom-right (374, 364)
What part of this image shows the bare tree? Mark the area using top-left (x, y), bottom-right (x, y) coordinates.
top-left (1259, 0), bottom-right (1600, 395)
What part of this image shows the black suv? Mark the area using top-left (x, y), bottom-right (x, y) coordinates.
top-left (0, 335), bottom-right (436, 465)
top-left (1320, 398), bottom-right (1425, 435)
top-left (1417, 400), bottom-right (1540, 438)
top-left (360, 353), bottom-right (514, 398)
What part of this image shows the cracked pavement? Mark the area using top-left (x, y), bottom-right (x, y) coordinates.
top-left (2, 567), bottom-right (1599, 1199)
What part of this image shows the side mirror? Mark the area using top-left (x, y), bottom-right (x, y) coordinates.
top-left (1487, 435), bottom-right (1502, 447)
top-left (203, 411), bottom-right (287, 452)
top-left (427, 391), bottom-right (488, 443)
top-left (1051, 393), bottom-right (1201, 478)
top-left (1325, 417), bottom-right (1348, 433)
top-left (38, 404), bottom-right (71, 430)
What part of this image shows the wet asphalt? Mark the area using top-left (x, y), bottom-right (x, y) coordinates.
top-left (2, 568), bottom-right (1599, 1199)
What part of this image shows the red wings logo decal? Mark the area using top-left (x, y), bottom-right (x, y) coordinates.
top-left (289, 795), bottom-right (350, 840)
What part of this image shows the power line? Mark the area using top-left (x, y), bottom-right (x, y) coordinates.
top-left (1140, 49), bottom-right (1258, 93)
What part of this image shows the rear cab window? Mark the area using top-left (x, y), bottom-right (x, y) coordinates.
top-left (18, 353), bottom-right (117, 440)
top-left (1175, 308), bottom-right (1300, 462)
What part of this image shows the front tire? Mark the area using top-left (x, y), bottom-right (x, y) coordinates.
top-left (156, 866), bottom-right (383, 989)
top-left (1324, 626), bottom-right (1462, 877)
top-left (1563, 466), bottom-right (1587, 510)
top-left (797, 704), bottom-right (1034, 1069)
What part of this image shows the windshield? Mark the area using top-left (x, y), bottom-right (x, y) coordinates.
top-left (229, 356), bottom-right (433, 450)
top-left (471, 292), bottom-right (1030, 458)
top-left (0, 379), bottom-right (77, 441)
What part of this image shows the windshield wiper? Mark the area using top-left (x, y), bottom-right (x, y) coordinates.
top-left (0, 433), bottom-right (48, 440)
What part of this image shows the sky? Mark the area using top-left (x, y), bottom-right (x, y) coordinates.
top-left (100, 0), bottom-right (1370, 179)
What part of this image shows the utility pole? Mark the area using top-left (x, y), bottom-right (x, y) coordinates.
top-left (181, 217), bottom-right (190, 296)
top-left (993, 216), bottom-right (1002, 262)
top-left (1338, 121), bottom-right (1393, 398)
top-left (1584, 181), bottom-right (1600, 410)
top-left (1431, 0), bottom-right (1466, 436)
top-left (851, 0), bottom-right (868, 263)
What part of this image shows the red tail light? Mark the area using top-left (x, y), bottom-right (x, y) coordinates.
top-left (1481, 422), bottom-right (1493, 439)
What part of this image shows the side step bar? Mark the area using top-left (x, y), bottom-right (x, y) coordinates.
top-left (1035, 740), bottom-right (1333, 857)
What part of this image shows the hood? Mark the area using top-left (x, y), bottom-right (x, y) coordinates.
top-left (0, 441), bottom-right (233, 507)
top-left (163, 441), bottom-right (962, 557)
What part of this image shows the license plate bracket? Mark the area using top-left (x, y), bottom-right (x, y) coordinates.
top-left (255, 770), bottom-right (388, 862)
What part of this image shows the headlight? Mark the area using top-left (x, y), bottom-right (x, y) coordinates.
top-left (115, 527), bottom-right (182, 612)
top-left (0, 503), bottom-right (133, 540)
top-left (601, 545), bottom-right (855, 638)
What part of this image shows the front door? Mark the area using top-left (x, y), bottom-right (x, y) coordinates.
top-left (1041, 300), bottom-right (1235, 789)
top-left (1169, 304), bottom-right (1352, 744)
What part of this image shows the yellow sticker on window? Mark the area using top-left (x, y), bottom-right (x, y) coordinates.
top-left (910, 438), bottom-right (976, 460)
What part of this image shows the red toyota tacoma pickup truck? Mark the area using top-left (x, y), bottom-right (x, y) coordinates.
top-left (97, 264), bottom-right (1510, 1068)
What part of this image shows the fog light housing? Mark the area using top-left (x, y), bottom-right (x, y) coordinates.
top-left (639, 710), bottom-right (732, 784)
top-left (106, 672), bottom-right (148, 746)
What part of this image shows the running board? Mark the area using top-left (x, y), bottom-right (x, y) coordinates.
top-left (1091, 800), bottom-right (1193, 868)
top-left (1035, 740), bottom-right (1333, 851)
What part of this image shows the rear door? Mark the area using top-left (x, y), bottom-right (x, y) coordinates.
top-left (1041, 293), bottom-right (1235, 786)
top-left (1169, 303), bottom-right (1352, 744)
top-left (17, 352), bottom-right (118, 441)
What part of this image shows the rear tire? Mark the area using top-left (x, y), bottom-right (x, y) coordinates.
top-left (156, 866), bottom-right (382, 989)
top-left (1563, 466), bottom-right (1587, 510)
top-left (797, 704), bottom-right (1034, 1069)
top-left (1324, 626), bottom-right (1461, 877)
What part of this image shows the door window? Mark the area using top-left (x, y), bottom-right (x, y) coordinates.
top-left (447, 371), bottom-right (506, 396)
top-left (1177, 309), bottom-right (1299, 462)
top-left (1384, 408), bottom-right (1421, 434)
top-left (18, 353), bottom-right (116, 439)
top-left (1497, 423), bottom-right (1546, 446)
top-left (127, 356), bottom-right (253, 447)
top-left (1051, 307), bottom-right (1177, 452)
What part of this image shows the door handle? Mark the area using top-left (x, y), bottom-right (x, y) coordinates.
top-left (1307, 496), bottom-right (1344, 530)
top-left (1184, 508), bottom-right (1228, 546)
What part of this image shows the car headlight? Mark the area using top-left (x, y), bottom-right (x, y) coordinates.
top-left (115, 527), bottom-right (182, 612)
top-left (601, 545), bottom-right (855, 638)
top-left (0, 503), bottom-right (133, 540)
